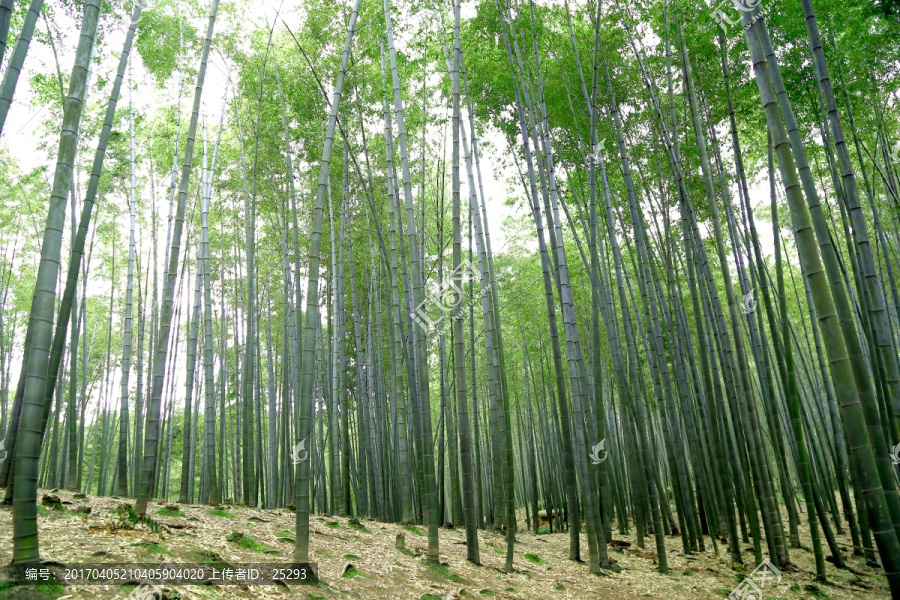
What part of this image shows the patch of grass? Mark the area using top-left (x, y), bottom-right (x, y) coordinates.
top-left (226, 531), bottom-right (279, 555)
top-left (714, 589), bottom-right (730, 596)
top-left (188, 548), bottom-right (225, 563)
top-left (208, 507), bottom-right (237, 518)
top-left (156, 506), bottom-right (187, 518)
top-left (479, 590), bottom-right (495, 597)
top-left (424, 560), bottom-right (464, 583)
top-left (0, 581), bottom-right (67, 599)
top-left (682, 571), bottom-right (694, 576)
top-left (138, 542), bottom-right (170, 554)
top-left (804, 585), bottom-right (832, 600)
top-left (523, 553), bottom-right (547, 565)
top-left (342, 566), bottom-right (368, 579)
top-left (325, 521), bottom-right (344, 529)
top-left (555, 583), bottom-right (565, 590)
top-left (344, 554), bottom-right (361, 560)
top-left (278, 529), bottom-right (293, 537)
top-left (306, 595), bottom-right (329, 600)
top-left (186, 547), bottom-right (231, 573)
top-left (506, 588), bottom-right (516, 593)
top-left (537, 525), bottom-right (550, 534)
top-left (316, 549), bottom-right (335, 559)
top-left (789, 585), bottom-right (801, 593)
top-left (422, 595), bottom-right (442, 600)
top-left (405, 524), bottom-right (426, 536)
top-left (348, 518), bottom-right (371, 533)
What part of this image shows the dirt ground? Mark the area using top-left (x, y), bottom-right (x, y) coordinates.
top-left (0, 488), bottom-right (890, 600)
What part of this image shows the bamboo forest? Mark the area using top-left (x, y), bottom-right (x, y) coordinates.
top-left (0, 0), bottom-right (898, 597)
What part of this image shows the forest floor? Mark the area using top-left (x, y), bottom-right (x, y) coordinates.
top-left (0, 488), bottom-right (890, 600)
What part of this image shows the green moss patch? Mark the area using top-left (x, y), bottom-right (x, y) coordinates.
top-left (424, 559), bottom-right (464, 583)
top-left (0, 580), bottom-right (67, 599)
top-left (317, 549), bottom-right (335, 559)
top-left (188, 548), bottom-right (225, 563)
top-left (804, 585), bottom-right (833, 600)
top-left (226, 531), bottom-right (278, 555)
top-left (405, 524), bottom-right (426, 536)
top-left (134, 542), bottom-right (169, 554)
top-left (156, 506), bottom-right (187, 518)
top-left (342, 566), bottom-right (368, 579)
top-left (523, 553), bottom-right (546, 565)
top-left (185, 548), bottom-right (231, 573)
top-left (348, 518), bottom-right (371, 533)
top-left (208, 507), bottom-right (237, 518)
top-left (325, 521), bottom-right (344, 529)
top-left (479, 590), bottom-right (495, 597)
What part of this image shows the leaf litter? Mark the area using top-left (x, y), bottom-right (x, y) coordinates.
top-left (0, 488), bottom-right (889, 600)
